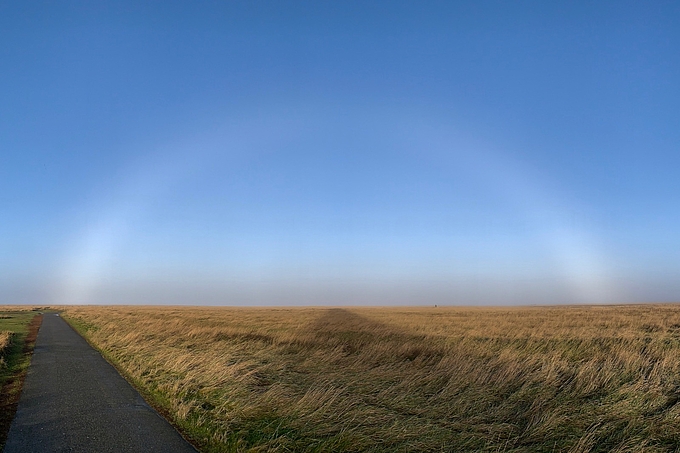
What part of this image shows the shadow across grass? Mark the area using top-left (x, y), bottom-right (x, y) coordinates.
top-left (61, 305), bottom-right (680, 452)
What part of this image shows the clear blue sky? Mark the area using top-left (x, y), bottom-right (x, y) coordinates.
top-left (1, 1), bottom-right (679, 305)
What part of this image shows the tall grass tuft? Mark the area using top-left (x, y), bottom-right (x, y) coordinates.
top-left (0, 332), bottom-right (12, 368)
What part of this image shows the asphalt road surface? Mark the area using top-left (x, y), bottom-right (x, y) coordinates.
top-left (4, 313), bottom-right (197, 453)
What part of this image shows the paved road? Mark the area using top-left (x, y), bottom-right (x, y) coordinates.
top-left (4, 313), bottom-right (197, 453)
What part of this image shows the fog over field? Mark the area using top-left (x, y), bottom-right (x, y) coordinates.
top-left (1, 2), bottom-right (679, 306)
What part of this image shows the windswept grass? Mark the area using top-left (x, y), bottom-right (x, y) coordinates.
top-left (63, 305), bottom-right (680, 452)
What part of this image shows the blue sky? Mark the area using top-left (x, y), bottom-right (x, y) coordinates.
top-left (1, 1), bottom-right (679, 305)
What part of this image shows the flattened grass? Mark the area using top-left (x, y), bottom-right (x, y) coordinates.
top-left (64, 305), bottom-right (680, 452)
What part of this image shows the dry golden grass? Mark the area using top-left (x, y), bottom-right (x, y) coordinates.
top-left (63, 305), bottom-right (680, 452)
top-left (0, 332), bottom-right (12, 368)
top-left (0, 332), bottom-right (11, 351)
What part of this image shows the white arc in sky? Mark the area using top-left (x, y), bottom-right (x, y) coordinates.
top-left (54, 107), bottom-right (616, 306)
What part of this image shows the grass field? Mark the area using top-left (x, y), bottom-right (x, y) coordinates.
top-left (0, 308), bottom-right (43, 447)
top-left (63, 305), bottom-right (680, 452)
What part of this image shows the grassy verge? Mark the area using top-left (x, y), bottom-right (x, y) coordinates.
top-left (0, 309), bottom-right (44, 448)
top-left (63, 305), bottom-right (680, 452)
top-left (64, 314), bottom-right (204, 450)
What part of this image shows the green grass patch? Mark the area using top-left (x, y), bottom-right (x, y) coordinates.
top-left (0, 309), bottom-right (43, 448)
top-left (0, 311), bottom-right (41, 385)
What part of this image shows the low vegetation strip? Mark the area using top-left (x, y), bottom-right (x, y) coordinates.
top-left (0, 310), bottom-right (43, 448)
top-left (63, 305), bottom-right (680, 452)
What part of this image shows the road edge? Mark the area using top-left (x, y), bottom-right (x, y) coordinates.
top-left (60, 314), bottom-right (203, 453)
